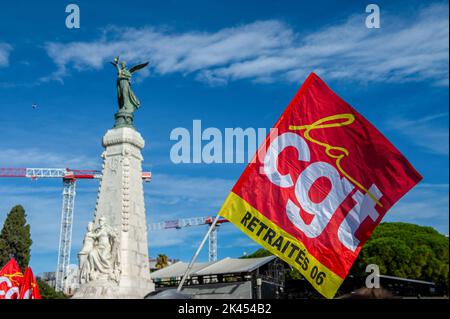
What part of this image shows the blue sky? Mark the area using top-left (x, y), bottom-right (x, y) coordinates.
top-left (0, 0), bottom-right (448, 275)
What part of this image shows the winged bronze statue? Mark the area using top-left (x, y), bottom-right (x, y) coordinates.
top-left (111, 56), bottom-right (149, 128)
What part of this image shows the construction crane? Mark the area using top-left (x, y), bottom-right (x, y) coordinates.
top-left (148, 216), bottom-right (229, 263)
top-left (0, 167), bottom-right (152, 293)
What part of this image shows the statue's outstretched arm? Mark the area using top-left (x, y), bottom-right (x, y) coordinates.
top-left (111, 56), bottom-right (120, 72)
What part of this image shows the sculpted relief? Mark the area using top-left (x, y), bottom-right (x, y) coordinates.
top-left (78, 217), bottom-right (121, 284)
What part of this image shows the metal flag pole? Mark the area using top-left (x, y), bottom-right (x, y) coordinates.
top-left (177, 213), bottom-right (221, 292)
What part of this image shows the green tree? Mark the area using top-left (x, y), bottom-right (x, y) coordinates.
top-left (35, 278), bottom-right (68, 299)
top-left (243, 223), bottom-right (449, 288)
top-left (350, 222), bottom-right (449, 287)
top-left (0, 205), bottom-right (33, 270)
top-left (155, 254), bottom-right (169, 269)
top-left (240, 248), bottom-right (272, 259)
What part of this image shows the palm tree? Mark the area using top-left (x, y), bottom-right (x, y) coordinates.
top-left (155, 254), bottom-right (169, 269)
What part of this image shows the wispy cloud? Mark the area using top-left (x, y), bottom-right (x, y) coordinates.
top-left (0, 43), bottom-right (12, 67)
top-left (146, 173), bottom-right (234, 222)
top-left (43, 3), bottom-right (449, 86)
top-left (385, 112), bottom-right (449, 155)
top-left (149, 227), bottom-right (206, 248)
top-left (145, 173), bottom-right (258, 256)
top-left (0, 148), bottom-right (99, 168)
top-left (387, 183), bottom-right (449, 234)
top-left (147, 173), bottom-right (233, 203)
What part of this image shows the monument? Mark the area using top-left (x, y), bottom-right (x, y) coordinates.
top-left (73, 56), bottom-right (155, 298)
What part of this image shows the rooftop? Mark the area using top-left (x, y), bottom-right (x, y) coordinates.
top-left (150, 256), bottom-right (277, 279)
top-left (150, 261), bottom-right (213, 279)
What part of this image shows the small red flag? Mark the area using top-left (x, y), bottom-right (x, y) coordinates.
top-left (0, 258), bottom-right (24, 299)
top-left (19, 267), bottom-right (41, 299)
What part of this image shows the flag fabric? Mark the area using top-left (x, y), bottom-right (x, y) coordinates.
top-left (19, 267), bottom-right (41, 299)
top-left (218, 72), bottom-right (422, 298)
top-left (0, 258), bottom-right (24, 299)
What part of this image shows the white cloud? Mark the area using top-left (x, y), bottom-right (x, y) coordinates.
top-left (0, 43), bottom-right (12, 67)
top-left (149, 227), bottom-right (205, 248)
top-left (385, 112), bottom-right (449, 155)
top-left (144, 173), bottom-right (235, 250)
top-left (218, 236), bottom-right (259, 250)
top-left (43, 3), bottom-right (449, 86)
top-left (0, 148), bottom-right (99, 168)
top-left (386, 183), bottom-right (449, 234)
top-left (146, 173), bottom-right (234, 222)
top-left (147, 173), bottom-right (233, 202)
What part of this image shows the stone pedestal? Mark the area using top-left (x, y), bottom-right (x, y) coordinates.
top-left (73, 127), bottom-right (154, 299)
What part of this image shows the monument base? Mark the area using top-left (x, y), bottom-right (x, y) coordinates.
top-left (72, 280), bottom-right (119, 299)
top-left (72, 279), bottom-right (154, 299)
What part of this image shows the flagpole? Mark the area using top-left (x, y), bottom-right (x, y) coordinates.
top-left (177, 213), bottom-right (221, 292)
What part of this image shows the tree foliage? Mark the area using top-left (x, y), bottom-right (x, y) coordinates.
top-left (155, 254), bottom-right (169, 269)
top-left (0, 205), bottom-right (33, 270)
top-left (35, 278), bottom-right (68, 299)
top-left (240, 248), bottom-right (272, 259)
top-left (243, 223), bottom-right (449, 287)
top-left (350, 222), bottom-right (449, 286)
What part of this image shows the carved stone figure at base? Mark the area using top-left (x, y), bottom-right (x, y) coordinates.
top-left (78, 222), bottom-right (95, 284)
top-left (78, 217), bottom-right (121, 284)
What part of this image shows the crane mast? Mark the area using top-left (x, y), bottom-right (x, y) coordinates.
top-left (55, 178), bottom-right (76, 292)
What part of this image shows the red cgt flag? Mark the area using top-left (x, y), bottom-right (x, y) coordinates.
top-left (0, 258), bottom-right (24, 299)
top-left (19, 267), bottom-right (41, 299)
top-left (218, 72), bottom-right (422, 298)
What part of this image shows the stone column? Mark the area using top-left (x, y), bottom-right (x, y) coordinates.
top-left (73, 127), bottom-right (154, 298)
